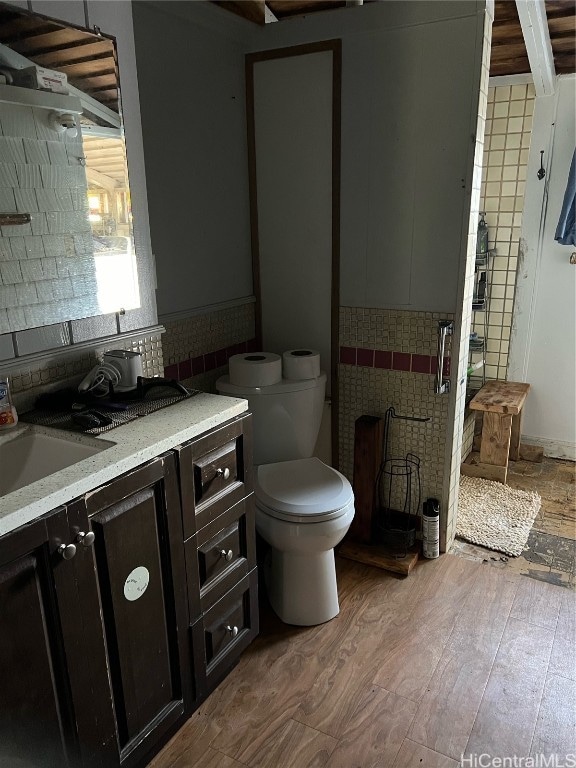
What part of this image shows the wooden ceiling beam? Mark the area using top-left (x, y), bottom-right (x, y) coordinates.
top-left (267, 0), bottom-right (344, 17)
top-left (555, 54), bottom-right (576, 72)
top-left (547, 16), bottom-right (576, 35)
top-left (490, 60), bottom-right (531, 76)
top-left (213, 1), bottom-right (267, 24)
top-left (491, 42), bottom-right (534, 58)
top-left (85, 168), bottom-right (118, 193)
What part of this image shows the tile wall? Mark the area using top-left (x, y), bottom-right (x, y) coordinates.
top-left (472, 81), bottom-right (535, 380)
top-left (444, 6), bottom-right (493, 549)
top-left (462, 411), bottom-right (476, 460)
top-left (337, 10), bottom-right (492, 552)
top-left (338, 308), bottom-right (453, 546)
top-left (161, 302), bottom-right (256, 393)
top-left (0, 103), bottom-right (99, 332)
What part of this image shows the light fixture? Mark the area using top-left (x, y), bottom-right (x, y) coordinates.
top-left (49, 110), bottom-right (78, 138)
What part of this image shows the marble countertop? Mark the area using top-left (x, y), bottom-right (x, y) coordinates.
top-left (0, 392), bottom-right (248, 538)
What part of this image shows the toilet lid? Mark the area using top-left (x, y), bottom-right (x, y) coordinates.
top-left (255, 458), bottom-right (353, 522)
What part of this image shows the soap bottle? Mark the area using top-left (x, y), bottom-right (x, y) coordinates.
top-left (0, 378), bottom-right (18, 429)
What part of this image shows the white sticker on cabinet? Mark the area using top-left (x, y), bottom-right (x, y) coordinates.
top-left (124, 566), bottom-right (150, 601)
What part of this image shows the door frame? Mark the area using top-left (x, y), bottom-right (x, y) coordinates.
top-left (245, 39), bottom-right (342, 467)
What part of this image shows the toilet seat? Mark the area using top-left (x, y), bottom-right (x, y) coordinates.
top-left (255, 457), bottom-right (353, 524)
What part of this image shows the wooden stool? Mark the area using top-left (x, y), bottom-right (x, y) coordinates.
top-left (462, 380), bottom-right (530, 484)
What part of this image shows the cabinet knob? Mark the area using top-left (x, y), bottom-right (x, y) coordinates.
top-left (216, 467), bottom-right (230, 480)
top-left (220, 549), bottom-right (234, 562)
top-left (225, 625), bottom-right (239, 638)
top-left (76, 531), bottom-right (95, 547)
top-left (58, 543), bottom-right (77, 560)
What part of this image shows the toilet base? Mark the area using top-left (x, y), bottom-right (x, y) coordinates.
top-left (265, 549), bottom-right (340, 626)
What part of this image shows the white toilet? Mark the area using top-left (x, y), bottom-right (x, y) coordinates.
top-left (217, 365), bottom-right (355, 626)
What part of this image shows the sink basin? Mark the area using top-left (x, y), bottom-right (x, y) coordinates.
top-left (0, 426), bottom-right (115, 497)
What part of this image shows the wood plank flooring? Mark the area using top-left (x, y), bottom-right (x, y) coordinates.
top-left (148, 554), bottom-right (576, 768)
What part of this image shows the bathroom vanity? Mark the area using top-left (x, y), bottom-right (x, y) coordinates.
top-left (0, 395), bottom-right (257, 768)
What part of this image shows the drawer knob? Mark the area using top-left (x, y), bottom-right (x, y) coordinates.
top-left (216, 467), bottom-right (230, 480)
top-left (220, 549), bottom-right (234, 562)
top-left (58, 543), bottom-right (77, 560)
top-left (225, 625), bottom-right (239, 638)
top-left (76, 531), bottom-right (95, 548)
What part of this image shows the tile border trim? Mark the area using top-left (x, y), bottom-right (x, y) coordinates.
top-left (164, 338), bottom-right (258, 380)
top-left (339, 346), bottom-right (451, 376)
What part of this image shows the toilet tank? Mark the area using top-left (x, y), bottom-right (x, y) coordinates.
top-left (216, 373), bottom-right (326, 465)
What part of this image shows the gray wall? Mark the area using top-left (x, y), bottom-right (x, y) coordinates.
top-left (249, 1), bottom-right (484, 314)
top-left (134, 0), bottom-right (484, 319)
top-left (132, 1), bottom-right (255, 319)
top-left (253, 51), bottom-right (333, 380)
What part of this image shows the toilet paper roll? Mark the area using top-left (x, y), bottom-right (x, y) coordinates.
top-left (282, 349), bottom-right (321, 380)
top-left (229, 352), bottom-right (282, 387)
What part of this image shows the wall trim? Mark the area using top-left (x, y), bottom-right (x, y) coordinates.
top-left (489, 73), bottom-right (534, 87)
top-left (246, 39), bottom-right (342, 467)
top-left (521, 435), bottom-right (576, 462)
top-left (158, 296), bottom-right (256, 325)
top-left (0, 325), bottom-right (165, 374)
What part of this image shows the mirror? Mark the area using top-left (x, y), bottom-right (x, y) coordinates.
top-left (0, 3), bottom-right (140, 334)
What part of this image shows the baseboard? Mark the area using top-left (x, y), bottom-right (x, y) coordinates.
top-left (522, 435), bottom-right (575, 461)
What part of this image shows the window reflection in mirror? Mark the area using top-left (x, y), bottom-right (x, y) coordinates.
top-left (82, 128), bottom-right (140, 314)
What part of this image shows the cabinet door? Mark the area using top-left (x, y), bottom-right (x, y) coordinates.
top-left (85, 452), bottom-right (191, 768)
top-left (0, 512), bottom-right (73, 768)
top-left (0, 508), bottom-right (113, 768)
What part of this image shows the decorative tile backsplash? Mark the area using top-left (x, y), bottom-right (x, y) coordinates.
top-left (7, 332), bottom-right (164, 413)
top-left (0, 102), bottom-right (99, 333)
top-left (339, 345), bottom-right (450, 377)
top-left (338, 307), bottom-right (453, 548)
top-left (161, 302), bottom-right (256, 393)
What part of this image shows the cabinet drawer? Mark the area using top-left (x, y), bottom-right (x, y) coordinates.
top-left (192, 569), bottom-right (258, 696)
top-left (185, 496), bottom-right (255, 616)
top-left (176, 414), bottom-right (253, 538)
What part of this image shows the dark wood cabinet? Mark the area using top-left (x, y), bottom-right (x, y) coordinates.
top-left (0, 505), bottom-right (115, 768)
top-left (85, 452), bottom-right (192, 768)
top-left (0, 412), bottom-right (258, 768)
top-left (175, 412), bottom-right (258, 703)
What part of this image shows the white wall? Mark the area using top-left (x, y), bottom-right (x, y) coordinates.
top-left (253, 51), bottom-right (333, 381)
top-left (132, 1), bottom-right (254, 319)
top-left (509, 74), bottom-right (576, 459)
top-left (249, 1), bottom-right (485, 313)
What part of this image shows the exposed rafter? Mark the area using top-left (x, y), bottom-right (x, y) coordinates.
top-left (85, 167), bottom-right (118, 193)
top-left (515, 0), bottom-right (556, 94)
top-left (213, 1), bottom-right (267, 25)
top-left (0, 42), bottom-right (119, 128)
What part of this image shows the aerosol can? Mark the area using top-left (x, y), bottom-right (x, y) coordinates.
top-left (422, 498), bottom-right (440, 559)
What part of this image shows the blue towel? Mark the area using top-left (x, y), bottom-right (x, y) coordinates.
top-left (555, 148), bottom-right (576, 246)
